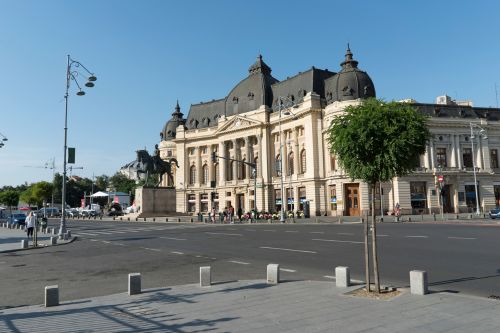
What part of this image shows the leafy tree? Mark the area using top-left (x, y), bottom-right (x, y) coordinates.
top-left (109, 172), bottom-right (137, 194)
top-left (95, 175), bottom-right (110, 192)
top-left (0, 189), bottom-right (20, 217)
top-left (32, 181), bottom-right (54, 207)
top-left (327, 98), bottom-right (430, 293)
top-left (20, 186), bottom-right (38, 207)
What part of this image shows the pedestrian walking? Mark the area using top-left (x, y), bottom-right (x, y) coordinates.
top-left (228, 205), bottom-right (234, 224)
top-left (211, 207), bottom-right (216, 223)
top-left (237, 207), bottom-right (243, 222)
top-left (26, 212), bottom-right (35, 240)
top-left (223, 207), bottom-right (228, 223)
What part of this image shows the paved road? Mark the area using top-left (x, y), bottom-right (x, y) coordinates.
top-left (1, 219), bottom-right (499, 308)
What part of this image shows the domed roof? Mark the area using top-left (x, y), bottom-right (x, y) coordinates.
top-left (224, 55), bottom-right (278, 116)
top-left (161, 101), bottom-right (186, 141)
top-left (325, 46), bottom-right (375, 103)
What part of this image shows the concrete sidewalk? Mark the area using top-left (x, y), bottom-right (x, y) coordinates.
top-left (0, 227), bottom-right (73, 253)
top-left (1, 280), bottom-right (499, 332)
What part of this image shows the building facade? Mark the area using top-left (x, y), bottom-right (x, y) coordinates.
top-left (158, 48), bottom-right (500, 217)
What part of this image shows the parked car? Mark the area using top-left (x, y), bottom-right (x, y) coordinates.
top-left (107, 203), bottom-right (123, 216)
top-left (488, 209), bottom-right (500, 219)
top-left (81, 209), bottom-right (98, 217)
top-left (65, 208), bottom-right (80, 218)
top-left (9, 213), bottom-right (26, 226)
top-left (38, 207), bottom-right (60, 217)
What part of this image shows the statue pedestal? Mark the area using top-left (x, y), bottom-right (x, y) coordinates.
top-left (135, 187), bottom-right (176, 217)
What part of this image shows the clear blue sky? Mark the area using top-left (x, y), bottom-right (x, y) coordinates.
top-left (1, 0), bottom-right (500, 186)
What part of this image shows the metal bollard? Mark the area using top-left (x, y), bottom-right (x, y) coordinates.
top-left (50, 237), bottom-right (57, 245)
top-left (21, 239), bottom-right (29, 249)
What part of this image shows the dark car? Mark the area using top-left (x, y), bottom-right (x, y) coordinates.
top-left (489, 209), bottom-right (500, 219)
top-left (9, 213), bottom-right (26, 226)
top-left (107, 203), bottom-right (123, 217)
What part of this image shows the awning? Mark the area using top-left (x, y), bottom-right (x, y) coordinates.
top-left (90, 191), bottom-right (109, 198)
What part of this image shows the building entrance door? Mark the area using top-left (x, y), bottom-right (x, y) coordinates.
top-left (236, 194), bottom-right (245, 213)
top-left (345, 184), bottom-right (360, 216)
top-left (442, 184), bottom-right (453, 213)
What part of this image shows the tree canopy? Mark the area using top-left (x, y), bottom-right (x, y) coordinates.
top-left (327, 98), bottom-right (431, 184)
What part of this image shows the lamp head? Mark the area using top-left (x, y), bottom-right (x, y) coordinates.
top-left (2, 138), bottom-right (7, 141)
top-left (76, 90), bottom-right (86, 96)
top-left (85, 81), bottom-right (95, 88)
top-left (88, 75), bottom-right (97, 82)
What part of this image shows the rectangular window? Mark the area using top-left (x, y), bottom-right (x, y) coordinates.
top-left (462, 148), bottom-right (473, 168)
top-left (299, 187), bottom-right (306, 211)
top-left (167, 150), bottom-right (172, 157)
top-left (202, 147), bottom-right (208, 154)
top-left (200, 193), bottom-right (209, 212)
top-left (286, 188), bottom-right (294, 211)
top-left (410, 181), bottom-right (427, 210)
top-left (274, 189), bottom-right (282, 212)
top-left (436, 148), bottom-right (447, 167)
top-left (187, 194), bottom-right (196, 213)
top-left (491, 149), bottom-right (499, 169)
top-left (330, 154), bottom-right (336, 171)
top-left (329, 185), bottom-right (337, 211)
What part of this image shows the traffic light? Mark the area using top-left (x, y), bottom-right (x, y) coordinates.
top-left (211, 152), bottom-right (217, 163)
top-left (210, 192), bottom-right (216, 201)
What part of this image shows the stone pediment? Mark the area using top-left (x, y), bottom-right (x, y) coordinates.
top-left (216, 115), bottom-right (262, 134)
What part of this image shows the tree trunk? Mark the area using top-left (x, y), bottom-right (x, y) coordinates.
top-left (364, 209), bottom-right (371, 292)
top-left (371, 183), bottom-right (380, 293)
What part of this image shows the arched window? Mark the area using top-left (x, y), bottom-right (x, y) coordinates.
top-left (202, 164), bottom-right (209, 185)
top-left (275, 154), bottom-right (281, 177)
top-left (214, 163), bottom-right (219, 183)
top-left (330, 154), bottom-right (336, 171)
top-left (287, 152), bottom-right (294, 175)
top-left (300, 149), bottom-right (306, 174)
top-left (189, 165), bottom-right (196, 185)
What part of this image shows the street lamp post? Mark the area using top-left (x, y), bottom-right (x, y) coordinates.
top-left (277, 97), bottom-right (297, 223)
top-left (59, 55), bottom-right (97, 236)
top-left (470, 122), bottom-right (487, 215)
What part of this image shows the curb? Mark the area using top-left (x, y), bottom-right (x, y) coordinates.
top-left (0, 236), bottom-right (78, 254)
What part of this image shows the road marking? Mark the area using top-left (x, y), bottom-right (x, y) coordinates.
top-left (142, 247), bottom-right (161, 252)
top-left (377, 234), bottom-right (389, 237)
top-left (206, 232), bottom-right (243, 236)
top-left (161, 237), bottom-right (187, 241)
top-left (337, 232), bottom-right (354, 235)
top-left (263, 230), bottom-right (276, 232)
top-left (77, 232), bottom-right (99, 236)
top-left (324, 275), bottom-right (336, 280)
top-left (227, 228), bottom-right (237, 230)
top-left (92, 231), bottom-right (113, 235)
top-left (89, 239), bottom-right (98, 242)
top-left (310, 231), bottom-right (325, 234)
top-left (114, 243), bottom-right (125, 246)
top-left (312, 238), bottom-right (363, 244)
top-left (285, 231), bottom-right (299, 233)
top-left (259, 246), bottom-right (317, 254)
top-left (280, 268), bottom-right (296, 272)
top-left (405, 235), bottom-right (428, 238)
top-left (102, 241), bottom-right (111, 244)
top-left (448, 236), bottom-right (476, 240)
top-left (245, 229), bottom-right (256, 232)
top-left (228, 260), bottom-right (250, 265)
top-left (171, 251), bottom-right (184, 255)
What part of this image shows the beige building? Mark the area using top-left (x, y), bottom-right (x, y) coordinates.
top-left (158, 48), bottom-right (500, 217)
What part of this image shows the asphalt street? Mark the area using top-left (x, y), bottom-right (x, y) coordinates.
top-left (1, 218), bottom-right (499, 308)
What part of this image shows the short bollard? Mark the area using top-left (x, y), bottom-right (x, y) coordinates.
top-left (267, 264), bottom-right (280, 285)
top-left (67, 230), bottom-right (71, 238)
top-left (335, 266), bottom-right (351, 288)
top-left (45, 285), bottom-right (59, 307)
top-left (21, 239), bottom-right (29, 249)
top-left (128, 273), bottom-right (141, 295)
top-left (63, 233), bottom-right (68, 241)
top-left (50, 237), bottom-right (57, 245)
top-left (410, 270), bottom-right (428, 295)
top-left (200, 266), bottom-right (211, 287)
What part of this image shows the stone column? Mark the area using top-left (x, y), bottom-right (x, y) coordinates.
top-left (208, 145), bottom-right (214, 185)
top-left (481, 137), bottom-right (491, 171)
top-left (196, 147), bottom-right (202, 187)
top-left (219, 141), bottom-right (226, 184)
top-left (423, 143), bottom-right (430, 169)
top-left (232, 139), bottom-right (238, 181)
top-left (293, 128), bottom-right (299, 175)
top-left (477, 138), bottom-right (485, 169)
top-left (294, 186), bottom-right (300, 212)
top-left (429, 140), bottom-right (436, 170)
top-left (450, 134), bottom-right (457, 168)
top-left (245, 137), bottom-right (251, 179)
top-left (456, 135), bottom-right (463, 169)
top-left (257, 134), bottom-right (262, 178)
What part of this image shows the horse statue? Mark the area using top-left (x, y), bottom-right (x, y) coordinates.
top-left (135, 147), bottom-right (179, 187)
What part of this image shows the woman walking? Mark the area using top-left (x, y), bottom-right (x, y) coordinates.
top-left (26, 211), bottom-right (35, 241)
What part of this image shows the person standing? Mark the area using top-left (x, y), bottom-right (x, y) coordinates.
top-left (228, 205), bottom-right (234, 224)
top-left (26, 212), bottom-right (35, 241)
top-left (211, 207), bottom-right (216, 223)
top-left (237, 207), bottom-right (243, 222)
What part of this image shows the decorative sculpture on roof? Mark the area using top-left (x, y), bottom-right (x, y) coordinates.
top-left (135, 147), bottom-right (179, 187)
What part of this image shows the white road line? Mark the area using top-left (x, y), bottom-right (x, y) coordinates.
top-left (205, 232), bottom-right (243, 236)
top-left (76, 232), bottom-right (99, 236)
top-left (92, 231), bottom-right (113, 235)
top-left (245, 229), bottom-right (256, 232)
top-left (310, 231), bottom-right (325, 234)
top-left (114, 243), bottom-right (126, 246)
top-left (377, 234), bottom-right (389, 237)
top-left (337, 232), bottom-right (354, 235)
top-left (227, 228), bottom-right (237, 230)
top-left (160, 237), bottom-right (187, 241)
top-left (263, 230), bottom-right (276, 232)
top-left (89, 239), bottom-right (98, 242)
top-left (285, 231), bottom-right (299, 233)
top-left (324, 275), bottom-right (336, 280)
top-left (171, 251), bottom-right (184, 255)
top-left (140, 247), bottom-right (160, 252)
top-left (259, 246), bottom-right (317, 254)
top-left (280, 268), bottom-right (296, 272)
top-left (405, 235), bottom-right (428, 238)
top-left (228, 260), bottom-right (250, 265)
top-left (312, 238), bottom-right (364, 244)
top-left (448, 236), bottom-right (476, 240)
top-left (102, 241), bottom-right (111, 244)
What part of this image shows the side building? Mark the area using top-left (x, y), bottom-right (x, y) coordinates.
top-left (158, 48), bottom-right (500, 217)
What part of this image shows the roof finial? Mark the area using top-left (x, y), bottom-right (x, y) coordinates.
top-left (347, 43), bottom-right (350, 52)
top-left (341, 44), bottom-right (358, 69)
top-left (175, 99), bottom-right (180, 111)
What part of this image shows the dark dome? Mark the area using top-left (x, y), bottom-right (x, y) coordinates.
top-left (325, 46), bottom-right (375, 103)
top-left (161, 101), bottom-right (186, 141)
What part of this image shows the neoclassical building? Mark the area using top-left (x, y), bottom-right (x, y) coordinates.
top-left (158, 48), bottom-right (500, 216)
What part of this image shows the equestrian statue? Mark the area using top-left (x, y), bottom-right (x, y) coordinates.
top-left (135, 145), bottom-right (179, 187)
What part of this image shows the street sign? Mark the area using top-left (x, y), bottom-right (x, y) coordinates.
top-left (438, 175), bottom-right (444, 183)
